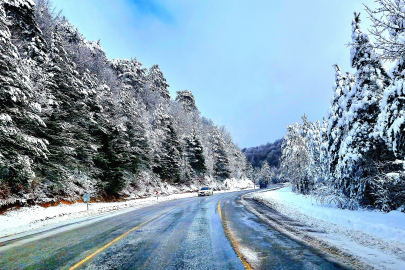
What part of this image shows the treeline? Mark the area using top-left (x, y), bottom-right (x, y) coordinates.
top-left (242, 139), bottom-right (282, 186)
top-left (242, 139), bottom-right (282, 168)
top-left (280, 2), bottom-right (405, 212)
top-left (0, 0), bottom-right (247, 200)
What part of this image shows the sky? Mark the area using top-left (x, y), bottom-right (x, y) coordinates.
top-left (50, 0), bottom-right (392, 149)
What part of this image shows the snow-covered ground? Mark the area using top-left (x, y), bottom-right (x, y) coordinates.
top-left (251, 186), bottom-right (405, 270)
top-left (0, 178), bottom-right (253, 239)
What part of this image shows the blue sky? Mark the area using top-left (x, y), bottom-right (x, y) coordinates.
top-left (51, 0), bottom-right (390, 148)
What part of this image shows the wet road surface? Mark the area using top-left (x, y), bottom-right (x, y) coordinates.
top-left (0, 187), bottom-right (350, 269)
top-left (222, 191), bottom-right (349, 269)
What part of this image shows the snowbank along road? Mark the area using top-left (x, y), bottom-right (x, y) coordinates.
top-left (0, 186), bottom-right (356, 269)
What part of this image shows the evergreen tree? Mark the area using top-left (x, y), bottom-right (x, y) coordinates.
top-left (258, 161), bottom-right (271, 186)
top-left (306, 120), bottom-right (322, 190)
top-left (3, 0), bottom-right (47, 62)
top-left (0, 0), bottom-right (251, 202)
top-left (327, 64), bottom-right (347, 184)
top-left (318, 118), bottom-right (329, 188)
top-left (93, 125), bottom-right (126, 196)
top-left (184, 128), bottom-right (206, 176)
top-left (145, 64), bottom-right (170, 103)
top-left (246, 162), bottom-right (255, 182)
top-left (371, 1), bottom-right (405, 159)
top-left (376, 58), bottom-right (405, 158)
top-left (152, 105), bottom-right (182, 182)
top-left (336, 12), bottom-right (392, 207)
top-left (0, 4), bottom-right (48, 186)
top-left (210, 126), bottom-right (230, 179)
top-left (175, 90), bottom-right (198, 113)
top-left (38, 27), bottom-right (95, 180)
top-left (111, 58), bottom-right (147, 99)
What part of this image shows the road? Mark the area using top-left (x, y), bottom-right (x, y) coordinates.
top-left (0, 187), bottom-right (350, 269)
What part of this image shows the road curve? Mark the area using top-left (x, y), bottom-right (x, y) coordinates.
top-left (0, 191), bottom-right (246, 270)
top-left (0, 188), bottom-right (349, 270)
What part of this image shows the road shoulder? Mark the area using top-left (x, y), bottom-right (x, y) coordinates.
top-left (247, 188), bottom-right (405, 270)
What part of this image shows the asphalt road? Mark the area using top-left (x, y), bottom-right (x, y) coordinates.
top-left (0, 187), bottom-right (350, 270)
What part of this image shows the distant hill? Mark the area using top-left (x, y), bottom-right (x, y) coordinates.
top-left (241, 138), bottom-right (283, 168)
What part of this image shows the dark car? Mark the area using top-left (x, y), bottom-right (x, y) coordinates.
top-left (259, 183), bottom-right (268, 189)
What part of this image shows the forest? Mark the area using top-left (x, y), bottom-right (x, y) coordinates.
top-left (242, 139), bottom-right (282, 169)
top-left (280, 2), bottom-right (405, 212)
top-left (0, 0), bottom-right (248, 207)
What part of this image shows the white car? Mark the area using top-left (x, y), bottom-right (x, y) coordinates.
top-left (198, 187), bottom-right (213, 196)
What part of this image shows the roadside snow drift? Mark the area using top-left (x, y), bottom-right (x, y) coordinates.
top-left (251, 186), bottom-right (405, 270)
top-left (253, 187), bottom-right (405, 243)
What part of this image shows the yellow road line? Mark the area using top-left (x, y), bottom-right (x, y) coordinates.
top-left (218, 196), bottom-right (253, 270)
top-left (69, 201), bottom-right (189, 270)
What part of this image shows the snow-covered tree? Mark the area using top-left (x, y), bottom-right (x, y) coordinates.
top-left (145, 64), bottom-right (170, 101)
top-left (184, 127), bottom-right (206, 176)
top-left (111, 58), bottom-right (147, 99)
top-left (175, 90), bottom-right (198, 113)
top-left (280, 115), bottom-right (310, 194)
top-left (327, 64), bottom-right (347, 180)
top-left (306, 120), bottom-right (323, 189)
top-left (246, 162), bottom-right (255, 182)
top-left (365, 0), bottom-right (405, 61)
top-left (0, 0), bottom-right (250, 203)
top-left (210, 126), bottom-right (231, 180)
top-left (33, 0), bottom-right (61, 45)
top-left (317, 118), bottom-right (329, 187)
top-left (3, 0), bottom-right (47, 63)
top-left (36, 27), bottom-right (97, 181)
top-left (258, 161), bottom-right (271, 185)
top-left (0, 4), bottom-right (48, 186)
top-left (335, 12), bottom-right (391, 207)
top-left (152, 105), bottom-right (182, 182)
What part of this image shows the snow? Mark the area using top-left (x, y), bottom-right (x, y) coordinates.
top-left (254, 187), bottom-right (405, 243)
top-left (252, 187), bottom-right (405, 269)
top-left (0, 179), bottom-right (253, 239)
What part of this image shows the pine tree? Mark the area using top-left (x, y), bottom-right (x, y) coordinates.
top-left (306, 120), bottom-right (323, 191)
top-left (211, 126), bottom-right (230, 180)
top-left (145, 64), bottom-right (170, 102)
top-left (120, 93), bottom-right (150, 173)
top-left (327, 64), bottom-right (347, 184)
top-left (0, 4), bottom-right (48, 186)
top-left (93, 126), bottom-right (126, 196)
top-left (111, 58), bottom-right (147, 99)
top-left (152, 105), bottom-right (182, 182)
top-left (3, 0), bottom-right (47, 63)
top-left (38, 27), bottom-right (95, 180)
top-left (336, 12), bottom-right (392, 207)
top-left (370, 1), bottom-right (405, 159)
top-left (258, 161), bottom-right (271, 186)
top-left (246, 162), bottom-right (255, 183)
top-left (175, 90), bottom-right (198, 113)
top-left (319, 118), bottom-right (329, 187)
top-left (184, 128), bottom-right (206, 176)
